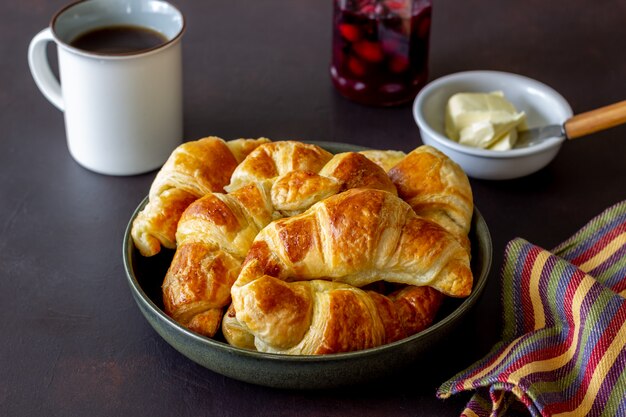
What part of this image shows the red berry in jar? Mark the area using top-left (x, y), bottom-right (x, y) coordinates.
top-left (347, 56), bottom-right (366, 76)
top-left (353, 41), bottom-right (384, 62)
top-left (338, 23), bottom-right (361, 42)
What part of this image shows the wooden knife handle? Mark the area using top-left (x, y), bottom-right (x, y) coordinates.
top-left (564, 100), bottom-right (626, 139)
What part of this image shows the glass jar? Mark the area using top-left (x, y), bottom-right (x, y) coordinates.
top-left (330, 0), bottom-right (432, 106)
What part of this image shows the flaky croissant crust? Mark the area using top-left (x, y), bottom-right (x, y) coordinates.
top-left (388, 146), bottom-right (473, 253)
top-left (229, 275), bottom-right (444, 355)
top-left (230, 188), bottom-right (473, 353)
top-left (131, 137), bottom-right (270, 257)
top-left (231, 277), bottom-right (444, 354)
top-left (233, 188), bottom-right (473, 296)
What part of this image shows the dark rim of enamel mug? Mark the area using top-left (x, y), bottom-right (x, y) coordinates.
top-left (50, 0), bottom-right (186, 58)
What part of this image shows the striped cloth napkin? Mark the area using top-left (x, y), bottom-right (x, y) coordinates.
top-left (438, 200), bottom-right (626, 417)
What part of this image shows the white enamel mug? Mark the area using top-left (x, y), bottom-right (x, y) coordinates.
top-left (28, 0), bottom-right (185, 176)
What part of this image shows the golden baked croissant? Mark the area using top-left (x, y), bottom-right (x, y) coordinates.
top-left (229, 277), bottom-right (444, 354)
top-left (162, 182), bottom-right (276, 336)
top-left (222, 141), bottom-right (396, 195)
top-left (225, 141), bottom-right (333, 193)
top-left (270, 150), bottom-right (398, 216)
top-left (227, 188), bottom-right (467, 352)
top-left (131, 136), bottom-right (270, 256)
top-left (388, 145), bottom-right (473, 252)
top-left (163, 147), bottom-right (398, 337)
top-left (232, 188), bottom-right (472, 298)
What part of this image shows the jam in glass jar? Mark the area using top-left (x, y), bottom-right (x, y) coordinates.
top-left (330, 0), bottom-right (432, 106)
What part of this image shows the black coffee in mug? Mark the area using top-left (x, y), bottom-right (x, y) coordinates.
top-left (70, 25), bottom-right (167, 54)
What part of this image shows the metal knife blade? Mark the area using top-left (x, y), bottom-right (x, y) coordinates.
top-left (515, 124), bottom-right (565, 148)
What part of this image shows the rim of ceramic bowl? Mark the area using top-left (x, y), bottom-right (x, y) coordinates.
top-left (413, 70), bottom-right (573, 159)
top-left (122, 142), bottom-right (493, 363)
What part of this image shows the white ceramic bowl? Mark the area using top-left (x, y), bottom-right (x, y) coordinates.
top-left (413, 70), bottom-right (573, 180)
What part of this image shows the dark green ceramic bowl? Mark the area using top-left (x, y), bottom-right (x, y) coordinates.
top-left (122, 142), bottom-right (492, 389)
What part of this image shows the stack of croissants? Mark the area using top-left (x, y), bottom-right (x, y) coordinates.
top-left (131, 137), bottom-right (474, 355)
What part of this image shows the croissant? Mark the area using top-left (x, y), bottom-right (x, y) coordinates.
top-left (225, 141), bottom-right (333, 193)
top-left (162, 182), bottom-right (276, 336)
top-left (388, 146), bottom-right (473, 252)
top-left (163, 147), bottom-right (398, 337)
top-left (230, 277), bottom-right (444, 354)
top-left (270, 151), bottom-right (398, 216)
top-left (228, 188), bottom-right (470, 349)
top-left (232, 188), bottom-right (472, 298)
top-left (131, 136), bottom-right (270, 256)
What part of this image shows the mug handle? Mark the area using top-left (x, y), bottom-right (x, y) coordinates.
top-left (28, 28), bottom-right (64, 111)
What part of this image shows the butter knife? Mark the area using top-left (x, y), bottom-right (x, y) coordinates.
top-left (515, 100), bottom-right (626, 148)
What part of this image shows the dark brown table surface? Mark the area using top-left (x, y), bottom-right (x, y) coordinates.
top-left (2, 0), bottom-right (625, 415)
